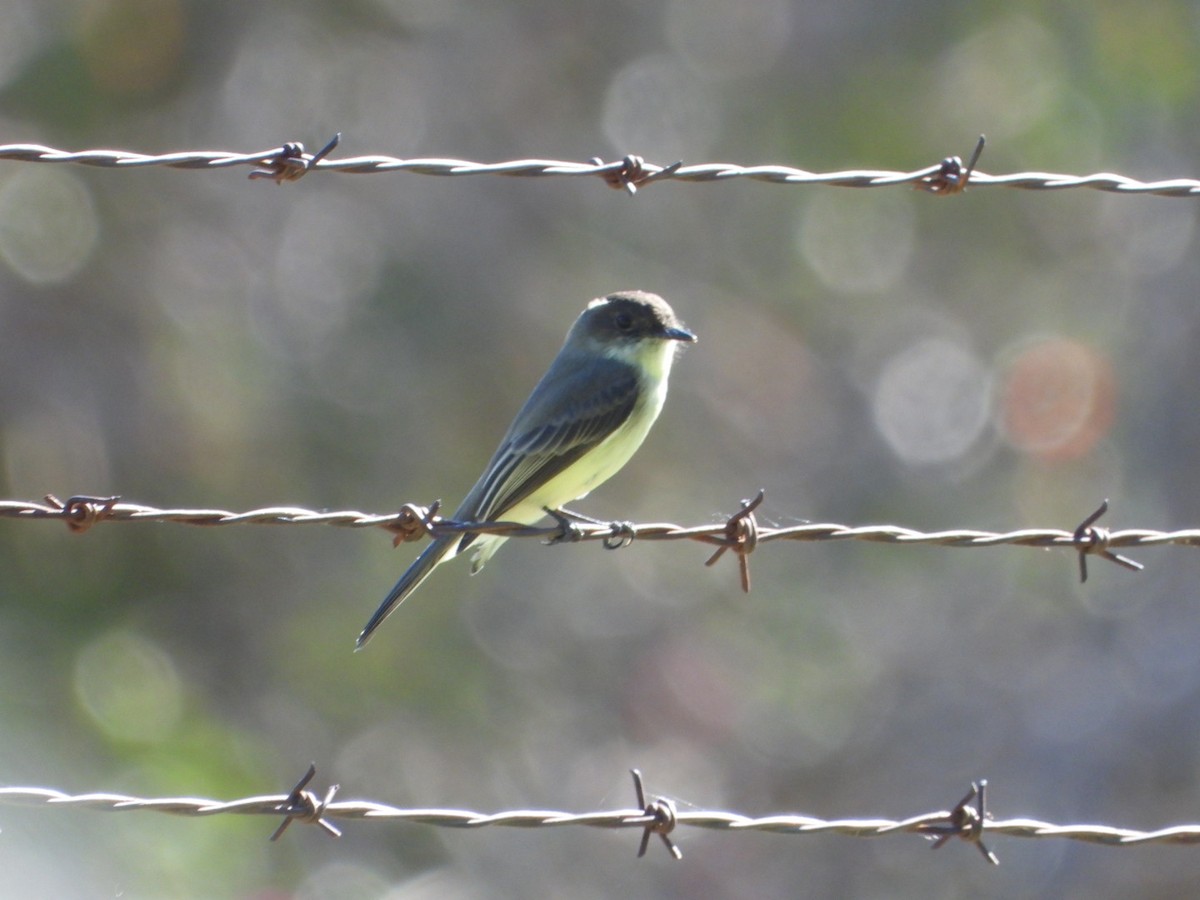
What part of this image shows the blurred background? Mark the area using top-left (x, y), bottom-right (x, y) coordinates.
top-left (1, 1), bottom-right (1199, 897)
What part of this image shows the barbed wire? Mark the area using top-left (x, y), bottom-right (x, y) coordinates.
top-left (5, 768), bottom-right (1200, 864)
top-left (0, 493), bottom-right (1159, 586)
top-left (3, 135), bottom-right (1200, 197)
top-left (0, 493), bottom-right (1158, 589)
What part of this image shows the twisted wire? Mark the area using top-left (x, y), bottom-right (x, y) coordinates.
top-left (0, 493), bottom-right (1158, 590)
top-left (2, 777), bottom-right (1197, 861)
top-left (0, 494), bottom-right (1177, 556)
top-left (3, 139), bottom-right (1199, 197)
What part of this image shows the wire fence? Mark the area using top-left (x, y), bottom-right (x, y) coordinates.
top-left (4, 135), bottom-right (1199, 880)
top-left (11, 491), bottom-right (1192, 868)
top-left (3, 135), bottom-right (1200, 197)
top-left (0, 493), bottom-right (1160, 590)
top-left (6, 767), bottom-right (1200, 864)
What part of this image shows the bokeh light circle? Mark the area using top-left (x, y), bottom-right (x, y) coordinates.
top-left (997, 337), bottom-right (1115, 461)
top-left (796, 190), bottom-right (916, 294)
top-left (74, 630), bottom-right (183, 744)
top-left (602, 54), bottom-right (721, 161)
top-left (0, 169), bottom-right (99, 285)
top-left (873, 337), bottom-right (992, 466)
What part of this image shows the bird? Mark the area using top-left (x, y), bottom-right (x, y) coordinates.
top-left (356, 290), bottom-right (696, 648)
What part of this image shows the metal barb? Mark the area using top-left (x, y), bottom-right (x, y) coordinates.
top-left (929, 780), bottom-right (998, 865)
top-left (310, 133), bottom-right (342, 165)
top-left (45, 493), bottom-right (121, 534)
top-left (920, 135), bottom-right (986, 195)
top-left (249, 133), bottom-right (342, 184)
top-left (390, 500), bottom-right (441, 547)
top-left (635, 159), bottom-right (684, 191)
top-left (704, 489), bottom-right (765, 592)
top-left (603, 520), bottom-right (638, 550)
top-left (590, 155), bottom-right (682, 195)
top-left (1072, 499), bottom-right (1144, 582)
top-left (630, 769), bottom-right (682, 860)
top-left (593, 155), bottom-right (645, 194)
top-left (269, 764), bottom-right (342, 841)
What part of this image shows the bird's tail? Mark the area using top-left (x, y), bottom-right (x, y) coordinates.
top-left (356, 534), bottom-right (459, 650)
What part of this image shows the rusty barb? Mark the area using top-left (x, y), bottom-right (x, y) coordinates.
top-left (590, 155), bottom-right (685, 195)
top-left (704, 490), bottom-right (764, 593)
top-left (44, 493), bottom-right (121, 534)
top-left (248, 133), bottom-right (341, 184)
top-left (388, 500), bottom-right (442, 547)
top-left (918, 135), bottom-right (985, 195)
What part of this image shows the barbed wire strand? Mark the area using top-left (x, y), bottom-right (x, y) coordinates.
top-left (0, 493), bottom-right (1158, 588)
top-left (4, 136), bottom-right (1200, 198)
top-left (5, 769), bottom-right (1200, 864)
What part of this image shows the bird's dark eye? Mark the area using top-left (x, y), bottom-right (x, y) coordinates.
top-left (615, 312), bottom-right (634, 331)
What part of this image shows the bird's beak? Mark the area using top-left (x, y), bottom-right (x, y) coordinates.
top-left (665, 326), bottom-right (697, 343)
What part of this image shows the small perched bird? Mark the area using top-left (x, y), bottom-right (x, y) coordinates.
top-left (356, 290), bottom-right (696, 648)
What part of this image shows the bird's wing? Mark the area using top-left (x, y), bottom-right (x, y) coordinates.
top-left (458, 354), bottom-right (640, 524)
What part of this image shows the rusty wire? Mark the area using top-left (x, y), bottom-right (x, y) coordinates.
top-left (3, 136), bottom-right (1200, 197)
top-left (0, 493), bottom-right (1158, 588)
top-left (3, 769), bottom-right (1199, 863)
